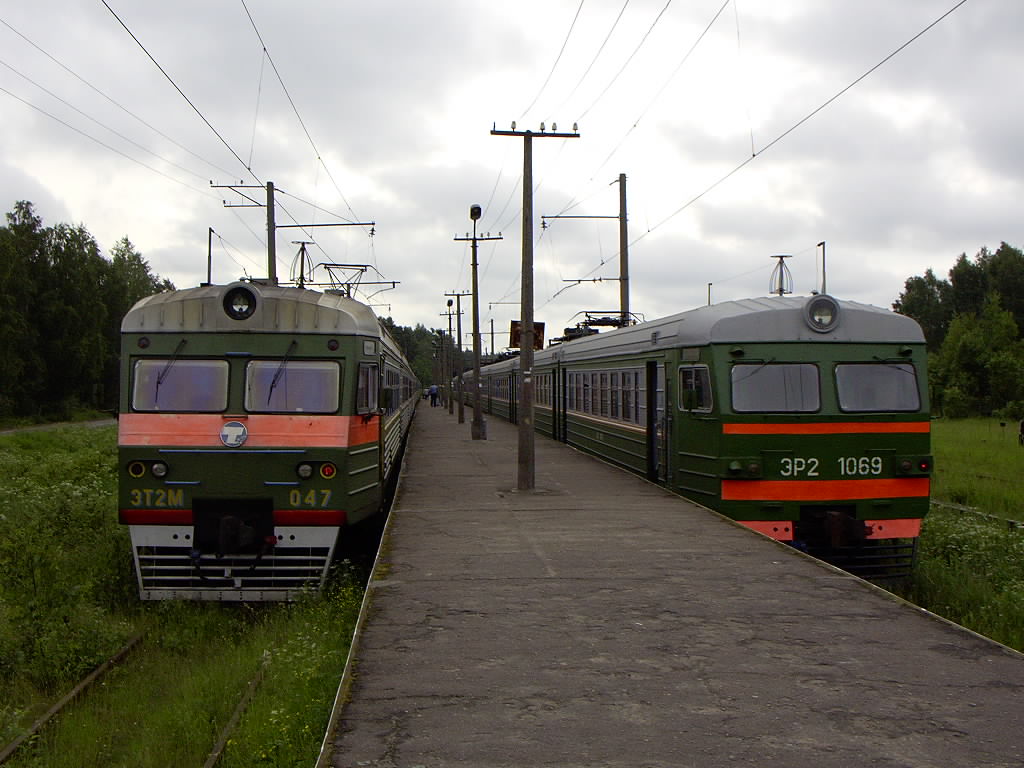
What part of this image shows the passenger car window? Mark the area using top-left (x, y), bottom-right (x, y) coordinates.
top-left (246, 360), bottom-right (340, 413)
top-left (678, 366), bottom-right (713, 411)
top-left (731, 363), bottom-right (819, 413)
top-left (132, 359), bottom-right (229, 412)
top-left (836, 363), bottom-right (920, 412)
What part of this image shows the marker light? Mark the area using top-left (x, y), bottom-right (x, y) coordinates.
top-left (151, 462), bottom-right (168, 478)
top-left (320, 462), bottom-right (337, 479)
top-left (127, 461), bottom-right (146, 478)
top-left (297, 463), bottom-right (314, 479)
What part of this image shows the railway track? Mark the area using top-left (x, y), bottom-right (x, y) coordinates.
top-left (931, 499), bottom-right (1024, 530)
top-left (0, 631), bottom-right (271, 768)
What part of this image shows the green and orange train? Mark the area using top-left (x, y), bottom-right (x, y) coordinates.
top-left (466, 294), bottom-right (932, 577)
top-left (118, 281), bottom-right (417, 600)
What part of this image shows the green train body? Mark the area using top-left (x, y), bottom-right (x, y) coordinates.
top-left (118, 282), bottom-right (417, 600)
top-left (467, 295), bottom-right (932, 578)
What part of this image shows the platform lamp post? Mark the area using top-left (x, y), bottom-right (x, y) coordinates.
top-left (456, 203), bottom-right (502, 440)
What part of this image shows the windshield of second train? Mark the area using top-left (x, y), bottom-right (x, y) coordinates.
top-left (132, 359), bottom-right (229, 412)
top-left (731, 363), bottom-right (820, 413)
top-left (245, 360), bottom-right (340, 413)
top-left (836, 362), bottom-right (920, 412)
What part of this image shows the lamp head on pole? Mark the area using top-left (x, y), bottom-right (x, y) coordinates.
top-left (470, 204), bottom-right (482, 221)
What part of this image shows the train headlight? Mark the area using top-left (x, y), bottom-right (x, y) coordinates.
top-left (297, 463), bottom-right (314, 479)
top-left (803, 294), bottom-right (840, 333)
top-left (151, 461), bottom-right (168, 478)
top-left (223, 285), bottom-right (257, 320)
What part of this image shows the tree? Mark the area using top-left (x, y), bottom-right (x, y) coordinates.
top-left (893, 268), bottom-right (952, 353)
top-left (934, 294), bottom-right (1024, 415)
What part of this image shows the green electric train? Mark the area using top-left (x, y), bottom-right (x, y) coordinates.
top-left (118, 281), bottom-right (418, 600)
top-left (466, 294), bottom-right (932, 578)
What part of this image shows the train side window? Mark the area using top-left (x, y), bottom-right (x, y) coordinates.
top-left (356, 363), bottom-right (379, 414)
top-left (678, 366), bottom-right (713, 412)
top-left (246, 360), bottom-right (340, 413)
top-left (836, 363), bottom-right (920, 412)
top-left (731, 363), bottom-right (819, 413)
top-left (132, 359), bottom-right (229, 412)
top-left (610, 372), bottom-right (620, 419)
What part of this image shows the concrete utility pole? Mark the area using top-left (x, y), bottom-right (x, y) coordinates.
top-left (617, 173), bottom-right (629, 327)
top-left (212, 180), bottom-right (373, 286)
top-left (541, 172), bottom-right (629, 326)
top-left (492, 122), bottom-right (580, 490)
top-left (455, 207), bottom-right (502, 439)
top-left (445, 291), bottom-right (470, 425)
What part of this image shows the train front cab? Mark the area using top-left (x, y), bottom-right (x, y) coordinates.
top-left (680, 338), bottom-right (932, 580)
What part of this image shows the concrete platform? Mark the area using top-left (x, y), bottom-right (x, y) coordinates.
top-left (328, 403), bottom-right (1024, 767)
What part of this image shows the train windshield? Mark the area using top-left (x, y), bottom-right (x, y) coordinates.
top-left (132, 359), bottom-right (229, 412)
top-left (245, 360), bottom-right (340, 413)
top-left (731, 363), bottom-right (819, 413)
top-left (836, 362), bottom-right (920, 412)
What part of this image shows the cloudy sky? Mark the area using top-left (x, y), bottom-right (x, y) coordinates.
top-left (1, 0), bottom-right (1019, 349)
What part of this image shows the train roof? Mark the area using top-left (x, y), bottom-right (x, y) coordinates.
top-left (121, 282), bottom-right (382, 337)
top-left (479, 296), bottom-right (924, 374)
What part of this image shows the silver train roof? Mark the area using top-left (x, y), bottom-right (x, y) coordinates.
top-left (478, 296), bottom-right (924, 372)
top-left (121, 282), bottom-right (382, 336)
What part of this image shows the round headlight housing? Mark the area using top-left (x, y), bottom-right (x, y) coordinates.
top-left (223, 285), bottom-right (257, 320)
top-left (803, 294), bottom-right (840, 333)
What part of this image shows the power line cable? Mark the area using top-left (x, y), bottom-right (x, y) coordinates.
top-left (238, 0), bottom-right (366, 228)
top-left (547, 0), bottom-right (630, 122)
top-left (101, 0), bottom-right (257, 181)
top-left (633, 0), bottom-right (971, 248)
top-left (0, 16), bottom-right (238, 179)
top-left (0, 83), bottom-right (219, 199)
top-left (0, 57), bottom-right (210, 183)
top-left (519, 0), bottom-right (586, 119)
top-left (576, 0), bottom-right (674, 121)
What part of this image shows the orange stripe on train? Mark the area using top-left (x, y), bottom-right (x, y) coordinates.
top-left (722, 422), bottom-right (930, 435)
top-left (119, 413), bottom-right (365, 447)
top-left (721, 477), bottom-right (930, 501)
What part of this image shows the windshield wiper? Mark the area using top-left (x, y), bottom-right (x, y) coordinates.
top-left (154, 339), bottom-right (187, 405)
top-left (267, 340), bottom-right (298, 405)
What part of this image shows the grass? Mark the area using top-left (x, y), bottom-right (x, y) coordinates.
top-left (930, 417), bottom-right (1024, 521)
top-left (4, 580), bottom-right (361, 768)
top-left (893, 417), bottom-right (1024, 652)
top-left (0, 424), bottom-right (364, 766)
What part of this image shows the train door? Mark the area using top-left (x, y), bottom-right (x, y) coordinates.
top-left (645, 361), bottom-right (668, 482)
top-left (558, 364), bottom-right (568, 442)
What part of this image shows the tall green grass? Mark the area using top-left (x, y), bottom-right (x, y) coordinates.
top-left (930, 418), bottom-right (1024, 521)
top-left (0, 425), bottom-right (364, 766)
top-left (898, 418), bottom-right (1024, 651)
top-left (4, 580), bottom-right (361, 768)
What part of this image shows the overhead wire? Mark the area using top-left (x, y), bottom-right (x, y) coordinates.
top-left (518, 0), bottom-right (586, 119)
top-left (100, 0), bottom-right (258, 183)
top-left (546, 0), bottom-right (630, 123)
top-left (552, 0), bottom-right (972, 302)
top-left (238, 0), bottom-right (367, 230)
top-left (0, 83), bottom-right (220, 199)
top-left (0, 15), bottom-right (238, 179)
top-left (0, 57), bottom-right (211, 183)
top-left (631, 0), bottom-right (972, 249)
top-left (575, 0), bottom-right (674, 122)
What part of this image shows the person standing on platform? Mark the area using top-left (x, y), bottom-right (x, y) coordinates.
top-left (429, 384), bottom-right (439, 407)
